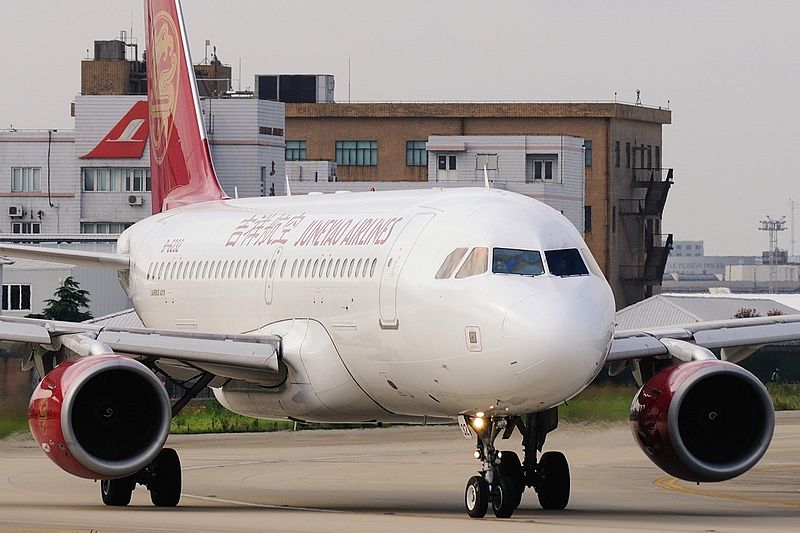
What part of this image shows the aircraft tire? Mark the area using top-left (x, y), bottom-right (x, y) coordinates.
top-left (149, 448), bottom-right (181, 507)
top-left (101, 476), bottom-right (135, 506)
top-left (537, 451), bottom-right (570, 510)
top-left (464, 475), bottom-right (489, 518)
top-left (498, 451), bottom-right (525, 508)
top-left (491, 475), bottom-right (517, 518)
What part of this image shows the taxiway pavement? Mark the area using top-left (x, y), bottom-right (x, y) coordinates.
top-left (1, 412), bottom-right (799, 532)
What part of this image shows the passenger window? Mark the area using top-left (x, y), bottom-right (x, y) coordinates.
top-left (326, 259), bottom-right (334, 278)
top-left (340, 259), bottom-right (347, 278)
top-left (348, 259), bottom-right (355, 278)
top-left (492, 248), bottom-right (545, 276)
top-left (545, 249), bottom-right (589, 277)
top-left (298, 259), bottom-right (306, 278)
top-left (305, 259), bottom-right (312, 278)
top-left (226, 260), bottom-right (234, 279)
top-left (370, 258), bottom-right (377, 278)
top-left (247, 260), bottom-right (254, 278)
top-left (255, 260), bottom-right (263, 277)
top-left (190, 261), bottom-right (197, 279)
top-left (362, 259), bottom-right (369, 278)
top-left (355, 259), bottom-right (363, 278)
top-left (436, 248), bottom-right (468, 279)
top-left (455, 247), bottom-right (488, 279)
top-left (261, 260), bottom-right (268, 278)
top-left (269, 259), bottom-right (277, 278)
top-left (312, 259), bottom-right (319, 278)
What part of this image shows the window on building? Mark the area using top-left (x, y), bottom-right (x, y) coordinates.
top-left (81, 222), bottom-right (131, 234)
top-left (2, 284), bottom-right (31, 311)
top-left (11, 222), bottom-right (40, 234)
top-left (614, 141), bottom-right (620, 168)
top-left (625, 142), bottom-right (631, 168)
top-left (655, 146), bottom-right (661, 169)
top-left (646, 145), bottom-right (652, 169)
top-left (584, 140), bottom-right (592, 166)
top-left (286, 140), bottom-right (307, 161)
top-left (528, 157), bottom-right (556, 182)
top-left (11, 167), bottom-right (41, 192)
top-left (82, 167), bottom-right (151, 192)
top-left (406, 141), bottom-right (427, 166)
top-left (336, 141), bottom-right (377, 166)
top-left (584, 206), bottom-right (592, 233)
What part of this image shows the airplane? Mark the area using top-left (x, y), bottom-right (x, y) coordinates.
top-left (1, 0), bottom-right (800, 519)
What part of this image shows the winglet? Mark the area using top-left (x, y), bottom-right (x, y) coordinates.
top-left (483, 164), bottom-right (491, 189)
top-left (285, 174), bottom-right (292, 197)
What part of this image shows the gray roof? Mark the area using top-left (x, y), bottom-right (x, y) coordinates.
top-left (86, 308), bottom-right (144, 328)
top-left (616, 294), bottom-right (800, 330)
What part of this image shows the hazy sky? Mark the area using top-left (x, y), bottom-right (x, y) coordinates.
top-left (1, 1), bottom-right (798, 255)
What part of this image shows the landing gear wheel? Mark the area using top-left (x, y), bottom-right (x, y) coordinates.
top-left (491, 476), bottom-right (518, 518)
top-left (148, 448), bottom-right (182, 507)
top-left (499, 451), bottom-right (525, 509)
top-left (465, 475), bottom-right (489, 518)
top-left (537, 451), bottom-right (570, 510)
top-left (101, 476), bottom-right (135, 506)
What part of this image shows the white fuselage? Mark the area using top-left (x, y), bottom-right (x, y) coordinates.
top-left (117, 187), bottom-right (616, 423)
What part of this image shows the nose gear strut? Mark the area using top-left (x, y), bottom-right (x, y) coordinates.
top-left (463, 407), bottom-right (570, 519)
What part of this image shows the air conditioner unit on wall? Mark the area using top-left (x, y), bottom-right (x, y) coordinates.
top-left (128, 195), bottom-right (144, 206)
top-left (8, 205), bottom-right (23, 217)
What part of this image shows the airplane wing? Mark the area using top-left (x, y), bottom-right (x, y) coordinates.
top-left (0, 243), bottom-right (129, 270)
top-left (0, 315), bottom-right (283, 387)
top-left (609, 314), bottom-right (800, 363)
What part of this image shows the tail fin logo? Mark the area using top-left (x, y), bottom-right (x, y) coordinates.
top-left (149, 10), bottom-right (180, 165)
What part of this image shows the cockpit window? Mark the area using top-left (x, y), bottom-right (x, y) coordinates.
top-left (455, 247), bottom-right (488, 279)
top-left (492, 248), bottom-right (545, 276)
top-left (435, 247), bottom-right (468, 279)
top-left (545, 248), bottom-right (589, 277)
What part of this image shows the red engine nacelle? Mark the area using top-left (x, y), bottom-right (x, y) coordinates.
top-left (630, 359), bottom-right (774, 482)
top-left (28, 355), bottom-right (171, 479)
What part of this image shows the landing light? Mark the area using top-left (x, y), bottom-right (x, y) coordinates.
top-left (471, 417), bottom-right (485, 430)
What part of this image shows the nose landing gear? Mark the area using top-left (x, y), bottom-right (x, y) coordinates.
top-left (462, 408), bottom-right (570, 519)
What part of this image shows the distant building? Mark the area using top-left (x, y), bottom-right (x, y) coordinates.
top-left (671, 240), bottom-right (703, 257)
top-left (2, 35), bottom-right (676, 310)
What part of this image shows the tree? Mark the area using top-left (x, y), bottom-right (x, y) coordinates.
top-left (733, 308), bottom-right (761, 319)
top-left (767, 308), bottom-right (785, 316)
top-left (26, 276), bottom-right (93, 322)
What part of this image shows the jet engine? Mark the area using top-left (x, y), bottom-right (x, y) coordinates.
top-left (630, 359), bottom-right (774, 482)
top-left (28, 355), bottom-right (171, 479)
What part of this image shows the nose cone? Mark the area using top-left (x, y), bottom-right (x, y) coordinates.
top-left (502, 282), bottom-right (615, 390)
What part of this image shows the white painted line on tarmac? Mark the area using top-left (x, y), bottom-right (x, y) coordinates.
top-left (181, 493), bottom-right (343, 513)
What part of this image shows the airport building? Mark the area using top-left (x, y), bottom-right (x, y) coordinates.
top-left (0, 39), bottom-right (673, 313)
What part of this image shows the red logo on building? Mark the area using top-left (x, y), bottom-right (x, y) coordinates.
top-left (80, 101), bottom-right (150, 159)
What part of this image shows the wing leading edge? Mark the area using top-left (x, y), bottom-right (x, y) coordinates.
top-left (0, 316), bottom-right (283, 386)
top-left (609, 314), bottom-right (800, 363)
top-left (0, 243), bottom-right (129, 271)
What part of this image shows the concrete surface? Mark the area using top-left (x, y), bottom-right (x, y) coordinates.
top-left (1, 413), bottom-right (799, 532)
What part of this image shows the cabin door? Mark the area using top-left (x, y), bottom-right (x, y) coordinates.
top-left (378, 213), bottom-right (435, 329)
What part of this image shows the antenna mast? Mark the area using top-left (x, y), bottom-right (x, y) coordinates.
top-left (759, 216), bottom-right (786, 294)
top-left (790, 198), bottom-right (797, 258)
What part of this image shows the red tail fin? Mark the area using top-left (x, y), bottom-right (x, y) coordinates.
top-left (145, 0), bottom-right (227, 214)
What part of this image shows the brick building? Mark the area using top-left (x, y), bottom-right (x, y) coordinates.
top-left (285, 102), bottom-right (673, 307)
